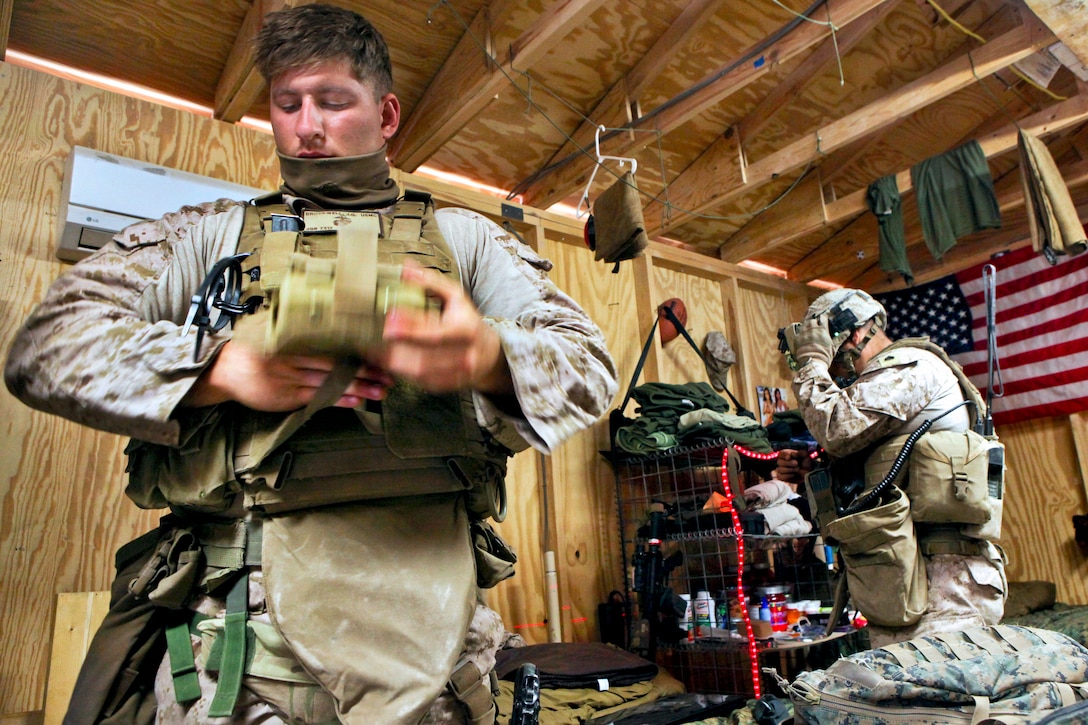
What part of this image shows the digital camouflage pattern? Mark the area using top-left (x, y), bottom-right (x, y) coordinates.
top-left (793, 346), bottom-right (968, 458)
top-left (787, 625), bottom-right (1088, 724)
top-left (793, 342), bottom-right (1005, 644)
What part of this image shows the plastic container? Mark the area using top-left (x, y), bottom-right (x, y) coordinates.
top-left (754, 584), bottom-right (790, 632)
top-left (693, 590), bottom-right (717, 637)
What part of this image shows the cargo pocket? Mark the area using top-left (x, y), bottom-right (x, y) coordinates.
top-left (826, 487), bottom-right (927, 627)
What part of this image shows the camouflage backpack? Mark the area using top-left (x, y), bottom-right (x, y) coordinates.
top-left (778, 625), bottom-right (1088, 724)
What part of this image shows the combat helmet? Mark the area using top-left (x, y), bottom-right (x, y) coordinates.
top-left (805, 288), bottom-right (887, 366)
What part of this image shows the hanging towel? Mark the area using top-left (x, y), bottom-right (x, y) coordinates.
top-left (910, 140), bottom-right (1001, 259)
top-left (591, 170), bottom-right (649, 272)
top-left (866, 174), bottom-right (913, 285)
top-left (1017, 128), bottom-right (1087, 264)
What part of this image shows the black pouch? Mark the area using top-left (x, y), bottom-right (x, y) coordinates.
top-left (63, 520), bottom-right (177, 725)
top-left (472, 519), bottom-right (518, 589)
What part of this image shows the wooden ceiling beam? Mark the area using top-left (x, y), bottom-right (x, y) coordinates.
top-left (1021, 0), bottom-right (1088, 69)
top-left (735, 0), bottom-right (903, 146)
top-left (0, 0), bottom-right (12, 61)
top-left (389, 0), bottom-right (609, 173)
top-left (694, 17), bottom-right (1055, 260)
top-left (787, 92), bottom-right (1088, 282)
top-left (519, 0), bottom-right (888, 210)
top-left (213, 0), bottom-right (297, 122)
top-left (519, 0), bottom-right (726, 208)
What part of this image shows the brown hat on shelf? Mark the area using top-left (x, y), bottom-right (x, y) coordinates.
top-left (702, 331), bottom-right (737, 392)
top-left (657, 298), bottom-right (687, 343)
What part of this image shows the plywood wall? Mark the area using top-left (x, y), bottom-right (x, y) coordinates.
top-left (4, 60), bottom-right (1088, 720)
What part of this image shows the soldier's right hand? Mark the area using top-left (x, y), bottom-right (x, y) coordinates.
top-left (773, 448), bottom-right (813, 485)
top-left (180, 340), bottom-right (394, 411)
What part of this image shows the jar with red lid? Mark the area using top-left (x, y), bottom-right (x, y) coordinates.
top-left (755, 585), bottom-right (790, 632)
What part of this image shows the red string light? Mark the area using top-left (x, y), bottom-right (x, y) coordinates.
top-left (718, 446), bottom-right (761, 699)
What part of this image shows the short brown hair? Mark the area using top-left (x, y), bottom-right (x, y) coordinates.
top-left (254, 4), bottom-right (393, 97)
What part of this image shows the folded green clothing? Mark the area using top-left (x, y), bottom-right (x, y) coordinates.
top-left (632, 382), bottom-right (729, 419)
top-left (615, 418), bottom-right (678, 454)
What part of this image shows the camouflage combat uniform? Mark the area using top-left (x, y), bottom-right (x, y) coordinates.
top-left (5, 197), bottom-right (618, 723)
top-left (793, 345), bottom-right (1006, 649)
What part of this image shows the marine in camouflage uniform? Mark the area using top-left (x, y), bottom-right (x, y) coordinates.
top-left (3, 5), bottom-right (617, 723)
top-left (784, 289), bottom-right (1005, 650)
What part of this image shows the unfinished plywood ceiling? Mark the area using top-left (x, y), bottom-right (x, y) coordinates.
top-left (4, 0), bottom-right (1087, 289)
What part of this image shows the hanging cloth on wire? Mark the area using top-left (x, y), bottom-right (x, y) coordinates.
top-left (1017, 128), bottom-right (1087, 264)
top-left (866, 174), bottom-right (912, 285)
top-left (910, 140), bottom-right (1001, 260)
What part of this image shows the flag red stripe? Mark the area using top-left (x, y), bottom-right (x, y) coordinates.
top-left (959, 316), bottom-right (1088, 374)
top-left (993, 394), bottom-right (1088, 426)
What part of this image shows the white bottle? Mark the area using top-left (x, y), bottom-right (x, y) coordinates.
top-left (693, 590), bottom-right (717, 637)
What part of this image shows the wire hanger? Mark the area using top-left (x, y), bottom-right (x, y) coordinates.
top-left (577, 125), bottom-right (639, 218)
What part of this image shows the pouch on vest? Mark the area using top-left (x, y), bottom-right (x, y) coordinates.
top-left (472, 519), bottom-right (517, 588)
top-left (825, 487), bottom-right (927, 627)
top-left (124, 406), bottom-right (238, 513)
top-left (904, 429), bottom-right (997, 525)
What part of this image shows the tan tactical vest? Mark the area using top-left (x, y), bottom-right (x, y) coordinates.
top-left (862, 338), bottom-right (1003, 540)
top-left (126, 191), bottom-right (511, 521)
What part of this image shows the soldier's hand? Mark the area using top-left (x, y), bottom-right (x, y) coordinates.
top-left (789, 315), bottom-right (835, 367)
top-left (773, 448), bottom-right (813, 485)
top-left (181, 341), bottom-right (394, 411)
top-left (375, 262), bottom-right (514, 395)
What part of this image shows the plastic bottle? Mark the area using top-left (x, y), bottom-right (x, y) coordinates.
top-left (693, 590), bottom-right (717, 637)
top-left (759, 596), bottom-right (771, 622)
top-left (679, 594), bottom-right (693, 641)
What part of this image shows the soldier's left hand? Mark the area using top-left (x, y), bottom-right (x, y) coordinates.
top-left (375, 262), bottom-right (514, 394)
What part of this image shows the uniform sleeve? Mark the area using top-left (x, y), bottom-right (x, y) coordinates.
top-left (436, 208), bottom-right (618, 454)
top-left (3, 201), bottom-right (248, 446)
top-left (792, 354), bottom-right (941, 458)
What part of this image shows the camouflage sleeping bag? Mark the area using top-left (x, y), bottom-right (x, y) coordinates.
top-left (778, 625), bottom-right (1088, 724)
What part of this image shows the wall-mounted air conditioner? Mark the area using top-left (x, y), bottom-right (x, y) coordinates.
top-left (56, 146), bottom-right (269, 262)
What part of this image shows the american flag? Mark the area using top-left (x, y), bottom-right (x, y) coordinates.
top-left (874, 245), bottom-right (1088, 426)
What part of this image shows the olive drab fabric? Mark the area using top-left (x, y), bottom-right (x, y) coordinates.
top-left (866, 337), bottom-right (1004, 542)
top-left (785, 625), bottom-right (1088, 724)
top-left (590, 170), bottom-right (648, 271)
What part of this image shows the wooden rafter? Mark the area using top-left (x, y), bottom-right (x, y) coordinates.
top-left (520, 0), bottom-right (889, 210)
top-left (0, 0), bottom-right (12, 60)
top-left (1021, 0), bottom-right (1088, 70)
top-left (735, 0), bottom-right (902, 147)
top-left (389, 0), bottom-right (609, 173)
top-left (696, 17), bottom-right (1056, 261)
top-left (517, 0), bottom-right (726, 206)
top-left (213, 0), bottom-right (298, 122)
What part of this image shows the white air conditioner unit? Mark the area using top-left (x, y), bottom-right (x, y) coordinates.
top-left (56, 146), bottom-right (269, 262)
